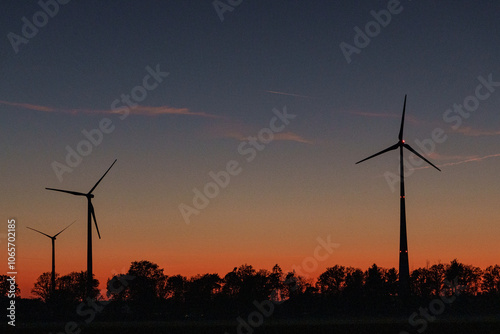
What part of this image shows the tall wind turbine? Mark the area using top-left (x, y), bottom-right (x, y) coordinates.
top-left (46, 159), bottom-right (117, 297)
top-left (356, 96), bottom-right (440, 297)
top-left (26, 221), bottom-right (76, 295)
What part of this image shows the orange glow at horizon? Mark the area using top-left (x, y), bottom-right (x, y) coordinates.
top-left (16, 231), bottom-right (500, 299)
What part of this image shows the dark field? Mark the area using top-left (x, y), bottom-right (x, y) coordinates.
top-left (11, 317), bottom-right (500, 334)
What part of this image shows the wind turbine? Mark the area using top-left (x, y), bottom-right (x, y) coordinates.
top-left (356, 96), bottom-right (440, 298)
top-left (26, 221), bottom-right (76, 295)
top-left (45, 159), bottom-right (117, 297)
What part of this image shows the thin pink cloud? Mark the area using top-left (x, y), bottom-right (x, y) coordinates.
top-left (426, 152), bottom-right (477, 161)
top-left (224, 131), bottom-right (312, 144)
top-left (0, 100), bottom-right (60, 113)
top-left (414, 153), bottom-right (500, 170)
top-left (204, 121), bottom-right (312, 144)
top-left (113, 105), bottom-right (219, 118)
top-left (265, 90), bottom-right (318, 99)
top-left (348, 110), bottom-right (419, 124)
top-left (273, 132), bottom-right (313, 144)
top-left (454, 126), bottom-right (500, 137)
top-left (349, 111), bottom-right (398, 118)
top-left (436, 153), bottom-right (500, 168)
top-left (0, 99), bottom-right (218, 118)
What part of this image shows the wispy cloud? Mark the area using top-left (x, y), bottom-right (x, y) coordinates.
top-left (222, 130), bottom-right (312, 144)
top-left (348, 110), bottom-right (419, 124)
top-left (265, 90), bottom-right (318, 99)
top-left (273, 132), bottom-right (313, 144)
top-left (0, 100), bottom-right (60, 112)
top-left (414, 153), bottom-right (500, 170)
top-left (437, 153), bottom-right (500, 168)
top-left (426, 152), bottom-right (477, 161)
top-left (454, 126), bottom-right (500, 137)
top-left (349, 111), bottom-right (398, 118)
top-left (204, 120), bottom-right (313, 144)
top-left (0, 99), bottom-right (218, 118)
top-left (114, 105), bottom-right (219, 118)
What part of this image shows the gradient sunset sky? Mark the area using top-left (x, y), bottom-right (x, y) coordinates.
top-left (1, 1), bottom-right (499, 298)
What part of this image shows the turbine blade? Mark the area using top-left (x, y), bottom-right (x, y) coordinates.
top-left (403, 144), bottom-right (441, 171)
top-left (90, 203), bottom-right (101, 239)
top-left (88, 159), bottom-right (117, 194)
top-left (54, 220), bottom-right (77, 238)
top-left (398, 95), bottom-right (407, 141)
top-left (46, 188), bottom-right (87, 196)
top-left (26, 226), bottom-right (52, 239)
top-left (356, 143), bottom-right (400, 164)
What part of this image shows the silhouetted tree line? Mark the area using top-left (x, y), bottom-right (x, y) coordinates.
top-left (3, 260), bottom-right (499, 322)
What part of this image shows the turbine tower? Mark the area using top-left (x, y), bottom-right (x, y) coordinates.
top-left (26, 221), bottom-right (75, 295)
top-left (356, 96), bottom-right (440, 297)
top-left (46, 159), bottom-right (117, 297)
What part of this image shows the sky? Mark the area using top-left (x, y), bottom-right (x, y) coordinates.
top-left (1, 1), bottom-right (499, 298)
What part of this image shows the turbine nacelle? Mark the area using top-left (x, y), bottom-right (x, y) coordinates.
top-left (45, 159), bottom-right (116, 240)
top-left (26, 220), bottom-right (75, 240)
top-left (356, 96), bottom-right (441, 172)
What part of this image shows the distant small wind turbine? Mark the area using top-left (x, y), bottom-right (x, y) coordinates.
top-left (46, 159), bottom-right (117, 297)
top-left (26, 221), bottom-right (76, 295)
top-left (356, 96), bottom-right (440, 298)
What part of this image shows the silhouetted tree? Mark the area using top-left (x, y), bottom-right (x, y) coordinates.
top-left (233, 265), bottom-right (272, 304)
top-left (384, 267), bottom-right (398, 297)
top-left (343, 267), bottom-right (364, 311)
top-left (269, 264), bottom-right (284, 302)
top-left (126, 260), bottom-right (167, 302)
top-left (364, 264), bottom-right (384, 298)
top-left (222, 267), bottom-right (240, 298)
top-left (185, 273), bottom-right (221, 315)
top-left (220, 264), bottom-right (272, 304)
top-left (254, 269), bottom-right (273, 301)
top-left (445, 259), bottom-right (482, 296)
top-left (427, 263), bottom-right (446, 296)
top-left (411, 267), bottom-right (433, 298)
top-left (235, 264), bottom-right (257, 302)
top-left (166, 274), bottom-right (188, 302)
top-left (32, 271), bottom-right (98, 304)
top-left (482, 265), bottom-right (500, 294)
top-left (0, 274), bottom-right (20, 298)
top-left (105, 261), bottom-right (166, 318)
top-left (462, 264), bottom-right (483, 295)
top-left (317, 265), bottom-right (346, 296)
top-left (283, 270), bottom-right (309, 300)
top-left (280, 270), bottom-right (314, 316)
top-left (344, 267), bottom-right (364, 292)
top-left (32, 272), bottom-right (57, 302)
top-left (56, 271), bottom-right (99, 302)
top-left (107, 274), bottom-right (132, 301)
